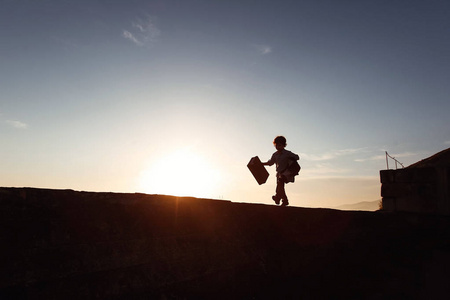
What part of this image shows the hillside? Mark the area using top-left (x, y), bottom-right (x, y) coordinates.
top-left (334, 200), bottom-right (381, 211)
top-left (1, 187), bottom-right (450, 299)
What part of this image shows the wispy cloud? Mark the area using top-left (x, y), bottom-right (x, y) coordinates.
top-left (122, 30), bottom-right (143, 46)
top-left (304, 163), bottom-right (352, 177)
top-left (6, 120), bottom-right (28, 129)
top-left (390, 151), bottom-right (419, 158)
top-left (254, 44), bottom-right (272, 55)
top-left (122, 16), bottom-right (161, 47)
top-left (354, 155), bottom-right (384, 162)
top-left (300, 148), bottom-right (366, 162)
top-left (355, 151), bottom-right (418, 163)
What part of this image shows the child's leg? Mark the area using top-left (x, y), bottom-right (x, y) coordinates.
top-left (276, 176), bottom-right (288, 203)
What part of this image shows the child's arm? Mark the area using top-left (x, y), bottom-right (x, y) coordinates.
top-left (262, 154), bottom-right (275, 166)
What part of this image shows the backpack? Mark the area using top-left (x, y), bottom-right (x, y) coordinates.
top-left (288, 160), bottom-right (301, 176)
top-left (281, 159), bottom-right (301, 183)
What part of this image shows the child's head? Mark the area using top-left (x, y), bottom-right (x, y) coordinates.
top-left (273, 136), bottom-right (287, 151)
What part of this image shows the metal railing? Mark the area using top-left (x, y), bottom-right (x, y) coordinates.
top-left (385, 151), bottom-right (404, 170)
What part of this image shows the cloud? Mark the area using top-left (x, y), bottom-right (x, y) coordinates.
top-left (304, 163), bottom-right (352, 177)
top-left (354, 155), bottom-right (384, 162)
top-left (445, 141), bottom-right (450, 145)
top-left (122, 16), bottom-right (161, 47)
top-left (6, 120), bottom-right (28, 129)
top-left (254, 44), bottom-right (272, 55)
top-left (354, 151), bottom-right (418, 163)
top-left (300, 147), bottom-right (366, 162)
top-left (390, 151), bottom-right (419, 158)
top-left (122, 30), bottom-right (143, 46)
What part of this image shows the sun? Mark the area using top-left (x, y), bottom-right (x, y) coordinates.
top-left (137, 148), bottom-right (222, 198)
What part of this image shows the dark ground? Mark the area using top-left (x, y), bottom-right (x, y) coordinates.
top-left (1, 187), bottom-right (450, 299)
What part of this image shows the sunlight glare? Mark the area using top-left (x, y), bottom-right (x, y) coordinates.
top-left (137, 148), bottom-right (222, 198)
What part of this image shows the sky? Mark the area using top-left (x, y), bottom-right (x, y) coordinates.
top-left (1, 0), bottom-right (450, 208)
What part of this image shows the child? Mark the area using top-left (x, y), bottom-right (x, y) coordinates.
top-left (262, 136), bottom-right (299, 206)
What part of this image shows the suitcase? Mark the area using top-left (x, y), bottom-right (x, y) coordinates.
top-left (247, 156), bottom-right (269, 185)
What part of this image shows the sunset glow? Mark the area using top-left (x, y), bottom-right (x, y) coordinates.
top-left (137, 148), bottom-right (221, 198)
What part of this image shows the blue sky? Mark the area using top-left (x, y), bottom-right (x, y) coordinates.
top-left (1, 0), bottom-right (450, 207)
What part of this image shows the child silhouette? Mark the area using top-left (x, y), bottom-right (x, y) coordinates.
top-left (262, 136), bottom-right (299, 206)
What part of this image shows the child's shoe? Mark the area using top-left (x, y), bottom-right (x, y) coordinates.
top-left (272, 195), bottom-right (281, 205)
top-left (281, 199), bottom-right (289, 206)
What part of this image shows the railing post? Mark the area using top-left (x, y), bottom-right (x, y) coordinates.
top-left (385, 151), bottom-right (389, 170)
top-left (385, 151), bottom-right (404, 170)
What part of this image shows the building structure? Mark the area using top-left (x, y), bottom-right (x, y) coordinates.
top-left (380, 148), bottom-right (450, 215)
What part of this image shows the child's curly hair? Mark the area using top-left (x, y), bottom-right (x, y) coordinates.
top-left (273, 136), bottom-right (287, 146)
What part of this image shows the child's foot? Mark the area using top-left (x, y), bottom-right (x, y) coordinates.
top-left (281, 200), bottom-right (289, 206)
top-left (272, 195), bottom-right (281, 205)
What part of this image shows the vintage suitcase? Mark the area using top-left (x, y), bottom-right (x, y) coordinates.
top-left (247, 156), bottom-right (269, 185)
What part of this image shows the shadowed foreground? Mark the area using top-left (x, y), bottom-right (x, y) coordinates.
top-left (1, 188), bottom-right (450, 299)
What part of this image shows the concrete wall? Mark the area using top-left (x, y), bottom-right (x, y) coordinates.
top-left (380, 166), bottom-right (450, 215)
top-left (2, 187), bottom-right (450, 299)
